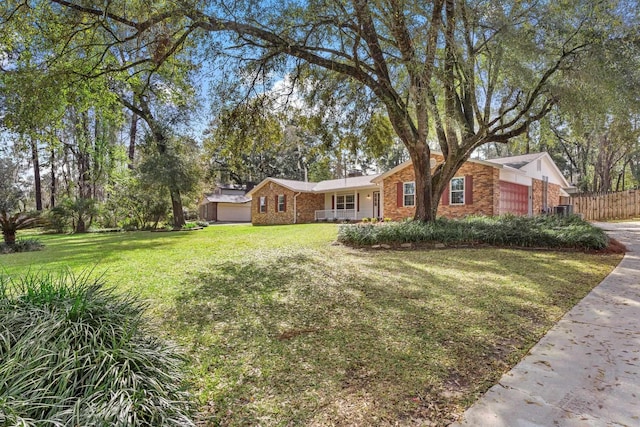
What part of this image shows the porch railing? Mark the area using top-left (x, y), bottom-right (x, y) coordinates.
top-left (314, 209), bottom-right (357, 221)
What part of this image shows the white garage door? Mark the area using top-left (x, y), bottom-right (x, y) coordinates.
top-left (217, 203), bottom-right (252, 222)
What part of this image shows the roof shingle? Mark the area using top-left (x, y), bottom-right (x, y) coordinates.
top-left (488, 152), bottom-right (545, 169)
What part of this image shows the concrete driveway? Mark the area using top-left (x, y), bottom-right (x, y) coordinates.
top-left (451, 221), bottom-right (640, 426)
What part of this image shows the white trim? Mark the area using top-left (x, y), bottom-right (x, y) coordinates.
top-left (277, 194), bottom-right (286, 212)
top-left (450, 177), bottom-right (465, 205)
top-left (403, 181), bottom-right (416, 207)
top-left (373, 190), bottom-right (381, 218)
top-left (336, 194), bottom-right (356, 210)
top-left (315, 209), bottom-right (357, 220)
top-left (247, 176), bottom-right (381, 197)
top-left (499, 168), bottom-right (533, 186)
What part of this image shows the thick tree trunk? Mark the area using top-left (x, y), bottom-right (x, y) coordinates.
top-left (170, 188), bottom-right (186, 228)
top-left (151, 121), bottom-right (185, 228)
top-left (407, 144), bottom-right (436, 222)
top-left (31, 140), bottom-right (42, 211)
top-left (130, 97), bottom-right (186, 228)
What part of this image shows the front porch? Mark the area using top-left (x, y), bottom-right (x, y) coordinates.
top-left (315, 209), bottom-right (358, 221)
top-left (315, 188), bottom-right (381, 221)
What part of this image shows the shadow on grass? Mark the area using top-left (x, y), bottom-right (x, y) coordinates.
top-left (4, 232), bottom-right (181, 267)
top-left (166, 248), bottom-right (620, 426)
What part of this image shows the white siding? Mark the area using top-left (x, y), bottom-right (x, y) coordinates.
top-left (322, 189), bottom-right (378, 219)
top-left (520, 156), bottom-right (567, 186)
top-left (499, 169), bottom-right (533, 186)
top-left (358, 191), bottom-right (375, 218)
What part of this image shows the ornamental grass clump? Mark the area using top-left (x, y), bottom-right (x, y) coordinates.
top-left (338, 214), bottom-right (608, 250)
top-left (0, 238), bottom-right (44, 254)
top-left (0, 271), bottom-right (194, 426)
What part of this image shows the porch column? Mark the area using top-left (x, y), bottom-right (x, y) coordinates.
top-left (333, 192), bottom-right (337, 219)
top-left (354, 190), bottom-right (357, 220)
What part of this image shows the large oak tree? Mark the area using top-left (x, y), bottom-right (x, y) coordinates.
top-left (4, 0), bottom-right (624, 220)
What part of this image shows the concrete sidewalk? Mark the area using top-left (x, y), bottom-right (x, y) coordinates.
top-left (451, 221), bottom-right (640, 427)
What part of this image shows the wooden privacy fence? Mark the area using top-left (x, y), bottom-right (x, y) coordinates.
top-left (572, 190), bottom-right (640, 221)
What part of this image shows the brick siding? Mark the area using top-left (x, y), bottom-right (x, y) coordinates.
top-left (295, 192), bottom-right (326, 223)
top-left (251, 181), bottom-right (324, 225)
top-left (382, 157), bottom-right (500, 220)
top-left (532, 179), bottom-right (561, 214)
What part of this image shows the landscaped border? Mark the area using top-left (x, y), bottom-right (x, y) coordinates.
top-left (337, 215), bottom-right (611, 251)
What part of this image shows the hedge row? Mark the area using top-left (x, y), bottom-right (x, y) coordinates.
top-left (337, 215), bottom-right (609, 250)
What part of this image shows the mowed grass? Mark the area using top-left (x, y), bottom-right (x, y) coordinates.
top-left (2, 224), bottom-right (622, 425)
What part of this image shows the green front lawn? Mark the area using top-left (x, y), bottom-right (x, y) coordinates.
top-left (1, 224), bottom-right (621, 425)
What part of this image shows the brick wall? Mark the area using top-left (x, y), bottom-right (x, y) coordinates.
top-left (532, 179), bottom-right (561, 214)
top-left (382, 165), bottom-right (422, 220)
top-left (382, 158), bottom-right (500, 220)
top-left (296, 192), bottom-right (325, 223)
top-left (251, 181), bottom-right (323, 225)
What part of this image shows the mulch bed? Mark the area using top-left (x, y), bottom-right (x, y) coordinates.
top-left (589, 238), bottom-right (626, 255)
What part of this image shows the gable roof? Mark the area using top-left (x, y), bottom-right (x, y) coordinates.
top-left (372, 153), bottom-right (506, 183)
top-left (372, 151), bottom-right (572, 188)
top-left (491, 152), bottom-right (571, 187)
top-left (489, 152), bottom-right (546, 169)
top-left (201, 194), bottom-right (251, 204)
top-left (312, 174), bottom-right (381, 192)
top-left (247, 151), bottom-right (572, 196)
top-left (246, 174), bottom-right (381, 197)
top-left (270, 178), bottom-right (317, 192)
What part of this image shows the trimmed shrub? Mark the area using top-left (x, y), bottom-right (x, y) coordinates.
top-left (337, 214), bottom-right (609, 250)
top-left (0, 271), bottom-right (194, 426)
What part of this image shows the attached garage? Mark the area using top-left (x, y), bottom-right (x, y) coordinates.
top-left (499, 181), bottom-right (530, 215)
top-left (199, 194), bottom-right (252, 222)
top-left (217, 202), bottom-right (251, 222)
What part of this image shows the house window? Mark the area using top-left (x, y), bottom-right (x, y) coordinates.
top-left (336, 195), bottom-right (355, 210)
top-left (403, 182), bottom-right (415, 207)
top-left (450, 177), bottom-right (465, 205)
top-left (259, 196), bottom-right (266, 213)
top-left (278, 195), bottom-right (285, 212)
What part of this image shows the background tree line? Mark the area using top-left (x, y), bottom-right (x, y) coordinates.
top-left (1, 0), bottom-right (639, 228)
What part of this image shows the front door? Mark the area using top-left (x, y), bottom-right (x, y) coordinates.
top-left (373, 191), bottom-right (380, 218)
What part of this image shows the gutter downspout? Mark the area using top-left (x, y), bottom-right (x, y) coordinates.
top-left (293, 192), bottom-right (301, 224)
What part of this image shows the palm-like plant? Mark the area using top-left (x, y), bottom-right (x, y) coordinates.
top-left (0, 210), bottom-right (40, 245)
